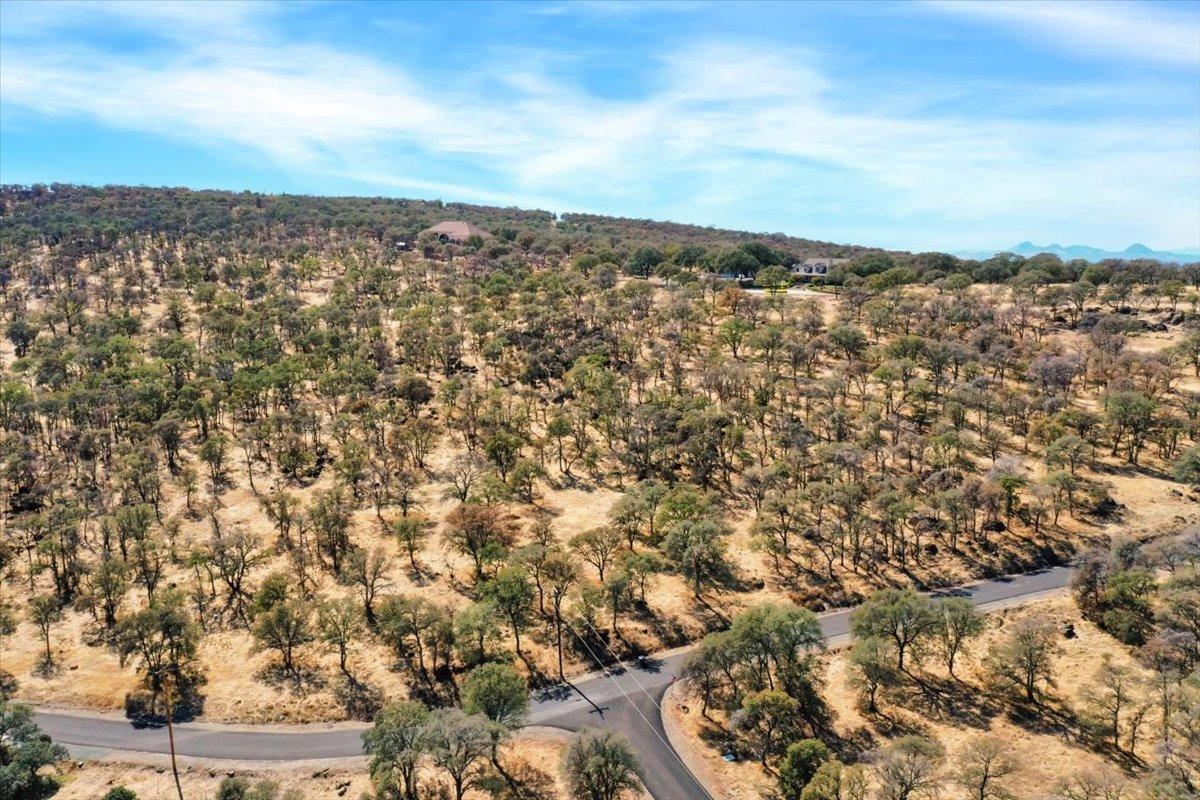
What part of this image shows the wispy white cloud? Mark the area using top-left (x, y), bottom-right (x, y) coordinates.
top-left (924, 0), bottom-right (1200, 66)
top-left (2, 44), bottom-right (445, 163)
top-left (525, 1), bottom-right (702, 17)
top-left (0, 0), bottom-right (1196, 250)
top-left (0, 0), bottom-right (272, 41)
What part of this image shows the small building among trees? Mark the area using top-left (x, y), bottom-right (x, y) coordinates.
top-left (790, 257), bottom-right (848, 280)
top-left (421, 220), bottom-right (493, 244)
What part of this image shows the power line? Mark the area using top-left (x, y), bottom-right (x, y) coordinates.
top-left (577, 615), bottom-right (721, 800)
top-left (560, 616), bottom-right (700, 786)
top-left (560, 614), bottom-right (716, 800)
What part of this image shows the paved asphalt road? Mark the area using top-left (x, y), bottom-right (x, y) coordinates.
top-left (33, 565), bottom-right (1074, 800)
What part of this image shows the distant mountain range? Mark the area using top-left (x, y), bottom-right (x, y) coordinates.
top-left (952, 242), bottom-right (1200, 264)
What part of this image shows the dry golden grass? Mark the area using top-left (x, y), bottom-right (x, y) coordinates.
top-left (55, 761), bottom-right (372, 800)
top-left (8, 357), bottom-right (1197, 725)
top-left (5, 277), bottom-right (1195, 725)
top-left (52, 729), bottom-right (588, 800)
top-left (664, 594), bottom-right (1159, 800)
top-left (4, 608), bottom-right (136, 711)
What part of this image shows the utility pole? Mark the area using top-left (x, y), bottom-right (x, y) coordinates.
top-left (162, 674), bottom-right (185, 800)
top-left (556, 616), bottom-right (606, 716)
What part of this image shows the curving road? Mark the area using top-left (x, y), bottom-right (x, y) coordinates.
top-left (33, 565), bottom-right (1073, 800)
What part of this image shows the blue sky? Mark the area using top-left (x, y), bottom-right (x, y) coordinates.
top-left (1, 0), bottom-right (1198, 252)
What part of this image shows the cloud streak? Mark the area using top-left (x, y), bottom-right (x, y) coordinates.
top-left (924, 0), bottom-right (1200, 66)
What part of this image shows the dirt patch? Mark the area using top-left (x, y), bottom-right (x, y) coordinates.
top-left (53, 728), bottom-right (588, 800)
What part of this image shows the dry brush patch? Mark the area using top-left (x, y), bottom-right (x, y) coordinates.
top-left (666, 593), bottom-right (1191, 800)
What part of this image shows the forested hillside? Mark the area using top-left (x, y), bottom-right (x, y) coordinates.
top-left (1, 184), bottom-right (1198, 800)
top-left (6, 184), bottom-right (1194, 283)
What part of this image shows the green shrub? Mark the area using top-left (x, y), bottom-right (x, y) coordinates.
top-left (778, 739), bottom-right (831, 799)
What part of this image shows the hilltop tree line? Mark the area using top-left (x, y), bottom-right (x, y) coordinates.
top-left (4, 185), bottom-right (1197, 288)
